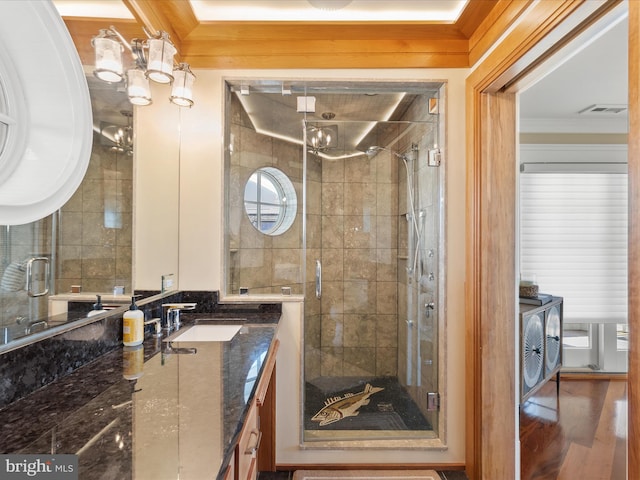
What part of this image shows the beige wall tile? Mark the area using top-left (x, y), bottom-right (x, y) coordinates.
top-left (320, 347), bottom-right (344, 377)
top-left (322, 183), bottom-right (344, 215)
top-left (321, 248), bottom-right (344, 281)
top-left (376, 249), bottom-right (397, 281)
top-left (321, 281), bottom-right (344, 314)
top-left (321, 215), bottom-right (344, 249)
top-left (305, 347), bottom-right (322, 379)
top-left (322, 158), bottom-right (344, 183)
top-left (321, 313), bottom-right (344, 347)
top-left (343, 279), bottom-right (376, 314)
top-left (375, 347), bottom-right (398, 376)
top-left (82, 212), bottom-right (116, 247)
top-left (60, 212), bottom-right (83, 246)
top-left (376, 281), bottom-right (397, 314)
top-left (377, 183), bottom-right (398, 216)
top-left (272, 248), bottom-right (303, 285)
top-left (343, 314), bottom-right (376, 347)
top-left (345, 156), bottom-right (376, 184)
top-left (376, 314), bottom-right (398, 348)
top-left (343, 347), bottom-right (376, 376)
top-left (82, 179), bottom-right (105, 213)
top-left (343, 249), bottom-right (376, 281)
top-left (344, 215), bottom-right (376, 249)
top-left (81, 245), bottom-right (116, 278)
top-left (343, 183), bottom-right (376, 216)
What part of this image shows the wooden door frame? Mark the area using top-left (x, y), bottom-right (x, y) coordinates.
top-left (465, 1), bottom-right (637, 478)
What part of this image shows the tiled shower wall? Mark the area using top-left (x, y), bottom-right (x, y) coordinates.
top-left (305, 142), bottom-right (400, 380)
top-left (227, 94), bottom-right (304, 295)
top-left (57, 138), bottom-right (133, 294)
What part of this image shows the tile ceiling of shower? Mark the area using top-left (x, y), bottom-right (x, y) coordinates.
top-left (233, 81), bottom-right (436, 159)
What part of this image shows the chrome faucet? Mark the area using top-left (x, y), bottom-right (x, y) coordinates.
top-left (161, 303), bottom-right (196, 332)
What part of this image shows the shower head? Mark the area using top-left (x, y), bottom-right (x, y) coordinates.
top-left (365, 145), bottom-right (385, 157)
top-left (365, 145), bottom-right (409, 161)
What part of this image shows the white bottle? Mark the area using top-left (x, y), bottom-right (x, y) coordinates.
top-left (87, 294), bottom-right (107, 317)
top-left (122, 296), bottom-right (144, 346)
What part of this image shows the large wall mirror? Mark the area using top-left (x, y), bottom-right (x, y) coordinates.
top-left (0, 74), bottom-right (134, 349)
top-left (0, 30), bottom-right (181, 352)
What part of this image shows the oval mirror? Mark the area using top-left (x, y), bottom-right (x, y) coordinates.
top-left (243, 167), bottom-right (297, 236)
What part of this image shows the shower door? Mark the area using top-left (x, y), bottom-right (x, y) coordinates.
top-left (303, 113), bottom-right (443, 442)
top-left (0, 215), bottom-right (55, 342)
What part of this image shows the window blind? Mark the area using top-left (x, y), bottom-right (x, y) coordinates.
top-left (519, 173), bottom-right (628, 323)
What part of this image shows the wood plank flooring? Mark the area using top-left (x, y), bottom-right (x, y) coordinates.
top-left (520, 377), bottom-right (627, 480)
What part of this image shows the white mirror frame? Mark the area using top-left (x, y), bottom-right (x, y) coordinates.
top-left (0, 1), bottom-right (92, 225)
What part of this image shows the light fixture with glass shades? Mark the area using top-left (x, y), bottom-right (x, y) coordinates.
top-left (100, 111), bottom-right (134, 156)
top-left (306, 124), bottom-right (338, 154)
top-left (169, 63), bottom-right (196, 107)
top-left (92, 26), bottom-right (195, 107)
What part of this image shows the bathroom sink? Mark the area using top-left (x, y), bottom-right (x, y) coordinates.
top-left (168, 324), bottom-right (242, 342)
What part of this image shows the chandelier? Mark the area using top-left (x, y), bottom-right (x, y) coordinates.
top-left (101, 111), bottom-right (133, 155)
top-left (92, 26), bottom-right (195, 107)
top-left (307, 125), bottom-right (338, 154)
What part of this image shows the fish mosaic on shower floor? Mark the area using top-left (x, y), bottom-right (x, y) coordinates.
top-left (304, 376), bottom-right (431, 431)
top-left (311, 383), bottom-right (384, 426)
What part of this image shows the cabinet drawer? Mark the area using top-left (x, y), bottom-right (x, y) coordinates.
top-left (223, 451), bottom-right (235, 480)
top-left (237, 400), bottom-right (260, 480)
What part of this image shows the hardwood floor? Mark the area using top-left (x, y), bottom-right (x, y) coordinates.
top-left (520, 377), bottom-right (627, 479)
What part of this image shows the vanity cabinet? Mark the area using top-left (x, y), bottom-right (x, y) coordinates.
top-left (238, 397), bottom-right (261, 480)
top-left (224, 455), bottom-right (235, 480)
top-left (234, 339), bottom-right (279, 480)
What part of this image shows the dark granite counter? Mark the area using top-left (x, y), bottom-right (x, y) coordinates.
top-left (0, 315), bottom-right (279, 480)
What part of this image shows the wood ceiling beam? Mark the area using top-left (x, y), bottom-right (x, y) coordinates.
top-left (181, 51), bottom-right (469, 70)
top-left (186, 22), bottom-right (468, 42)
top-left (468, 0), bottom-right (534, 66)
top-left (180, 35), bottom-right (469, 69)
top-left (179, 21), bottom-right (472, 68)
top-left (122, 0), bottom-right (186, 57)
top-left (456, 0), bottom-right (502, 38)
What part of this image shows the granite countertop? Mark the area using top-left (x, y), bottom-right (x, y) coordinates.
top-left (0, 316), bottom-right (279, 480)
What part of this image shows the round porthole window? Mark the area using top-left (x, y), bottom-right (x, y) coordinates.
top-left (244, 167), bottom-right (297, 236)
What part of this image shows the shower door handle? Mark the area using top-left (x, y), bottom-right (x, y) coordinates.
top-left (315, 259), bottom-right (322, 299)
top-left (26, 257), bottom-right (50, 297)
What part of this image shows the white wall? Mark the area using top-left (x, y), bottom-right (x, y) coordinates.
top-left (141, 68), bottom-right (468, 465)
top-left (134, 83), bottom-right (181, 290)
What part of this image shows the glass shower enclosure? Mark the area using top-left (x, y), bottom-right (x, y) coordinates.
top-left (223, 79), bottom-right (446, 445)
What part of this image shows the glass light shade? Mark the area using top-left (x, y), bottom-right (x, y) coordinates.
top-left (126, 69), bottom-right (152, 106)
top-left (307, 125), bottom-right (337, 152)
top-left (170, 64), bottom-right (195, 107)
top-left (93, 34), bottom-right (123, 83)
top-left (146, 36), bottom-right (176, 84)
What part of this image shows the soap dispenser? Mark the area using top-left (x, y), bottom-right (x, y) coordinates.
top-left (123, 295), bottom-right (144, 346)
top-left (87, 294), bottom-right (107, 317)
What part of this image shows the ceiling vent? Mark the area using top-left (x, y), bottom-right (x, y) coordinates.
top-left (578, 104), bottom-right (628, 115)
